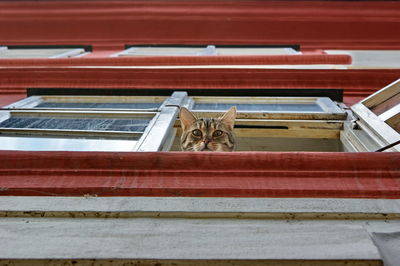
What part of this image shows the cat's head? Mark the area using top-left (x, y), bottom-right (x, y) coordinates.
top-left (179, 107), bottom-right (237, 152)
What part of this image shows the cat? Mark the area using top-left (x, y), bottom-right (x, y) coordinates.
top-left (179, 106), bottom-right (236, 151)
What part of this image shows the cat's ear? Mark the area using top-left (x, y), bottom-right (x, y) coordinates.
top-left (220, 106), bottom-right (236, 130)
top-left (179, 107), bottom-right (197, 131)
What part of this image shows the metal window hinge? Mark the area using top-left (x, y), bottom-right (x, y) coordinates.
top-left (351, 119), bottom-right (360, 130)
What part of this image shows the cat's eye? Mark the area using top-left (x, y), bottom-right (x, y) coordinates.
top-left (192, 129), bottom-right (202, 137)
top-left (213, 130), bottom-right (223, 137)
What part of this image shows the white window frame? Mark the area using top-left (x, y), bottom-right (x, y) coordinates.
top-left (115, 45), bottom-right (300, 57)
top-left (351, 79), bottom-right (400, 151)
top-left (0, 46), bottom-right (86, 58)
top-left (0, 92), bottom-right (187, 152)
top-left (5, 89), bottom-right (396, 152)
top-left (5, 95), bottom-right (169, 112)
top-left (174, 96), bottom-right (346, 143)
top-left (185, 96), bottom-right (346, 120)
top-left (116, 46), bottom-right (215, 57)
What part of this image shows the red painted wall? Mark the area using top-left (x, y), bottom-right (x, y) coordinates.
top-left (1, 151), bottom-right (399, 198)
top-left (1, 0), bottom-right (399, 106)
top-left (1, 1), bottom-right (399, 50)
top-left (0, 1), bottom-right (399, 198)
top-left (1, 68), bottom-right (400, 106)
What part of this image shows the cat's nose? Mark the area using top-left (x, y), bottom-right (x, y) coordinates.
top-left (203, 139), bottom-right (211, 145)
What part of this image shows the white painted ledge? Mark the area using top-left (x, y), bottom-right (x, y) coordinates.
top-left (0, 217), bottom-right (383, 263)
top-left (1, 197), bottom-right (399, 264)
top-left (0, 196), bottom-right (399, 219)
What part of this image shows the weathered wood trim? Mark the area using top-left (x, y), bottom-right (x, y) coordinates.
top-left (362, 79), bottom-right (400, 109)
top-left (351, 103), bottom-right (400, 150)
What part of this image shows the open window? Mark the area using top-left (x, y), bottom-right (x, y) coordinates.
top-left (117, 45), bottom-right (300, 57)
top-left (118, 46), bottom-right (214, 56)
top-left (346, 79), bottom-right (400, 152)
top-left (0, 46), bottom-right (89, 58)
top-left (214, 46), bottom-right (299, 55)
top-left (0, 92), bottom-right (186, 151)
top-left (1, 82), bottom-right (398, 152)
top-left (167, 95), bottom-right (346, 152)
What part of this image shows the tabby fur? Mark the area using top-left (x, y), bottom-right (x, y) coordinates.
top-left (179, 107), bottom-right (236, 152)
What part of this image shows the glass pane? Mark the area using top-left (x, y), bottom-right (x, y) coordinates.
top-left (0, 117), bottom-right (151, 132)
top-left (34, 102), bottom-right (161, 110)
top-left (121, 47), bottom-right (207, 56)
top-left (0, 136), bottom-right (137, 152)
top-left (0, 48), bottom-right (83, 58)
top-left (216, 48), bottom-right (298, 55)
top-left (192, 103), bottom-right (323, 112)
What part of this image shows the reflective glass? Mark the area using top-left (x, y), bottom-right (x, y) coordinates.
top-left (192, 103), bottom-right (323, 112)
top-left (0, 137), bottom-right (137, 152)
top-left (34, 102), bottom-right (161, 110)
top-left (0, 117), bottom-right (151, 132)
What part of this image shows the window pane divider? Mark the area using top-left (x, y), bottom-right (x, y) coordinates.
top-left (378, 103), bottom-right (400, 121)
top-left (0, 128), bottom-right (143, 139)
top-left (135, 107), bottom-right (179, 151)
top-left (1, 108), bottom-right (160, 112)
top-left (135, 92), bottom-right (188, 151)
top-left (5, 110), bottom-right (156, 119)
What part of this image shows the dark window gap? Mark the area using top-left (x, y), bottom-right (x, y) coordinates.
top-left (234, 125), bottom-right (288, 129)
top-left (125, 44), bottom-right (300, 51)
top-left (27, 88), bottom-right (343, 102)
top-left (3, 45), bottom-right (92, 52)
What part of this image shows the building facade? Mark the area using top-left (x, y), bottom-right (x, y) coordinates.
top-left (0, 0), bottom-right (399, 265)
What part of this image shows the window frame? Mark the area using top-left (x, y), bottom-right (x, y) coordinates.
top-left (7, 91), bottom-right (395, 153)
top-left (184, 96), bottom-right (346, 120)
top-left (0, 92), bottom-right (187, 152)
top-left (117, 46), bottom-right (214, 57)
top-left (116, 44), bottom-right (301, 57)
top-left (5, 95), bottom-right (169, 112)
top-left (351, 79), bottom-right (400, 151)
top-left (173, 95), bottom-right (347, 151)
top-left (0, 46), bottom-right (87, 58)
